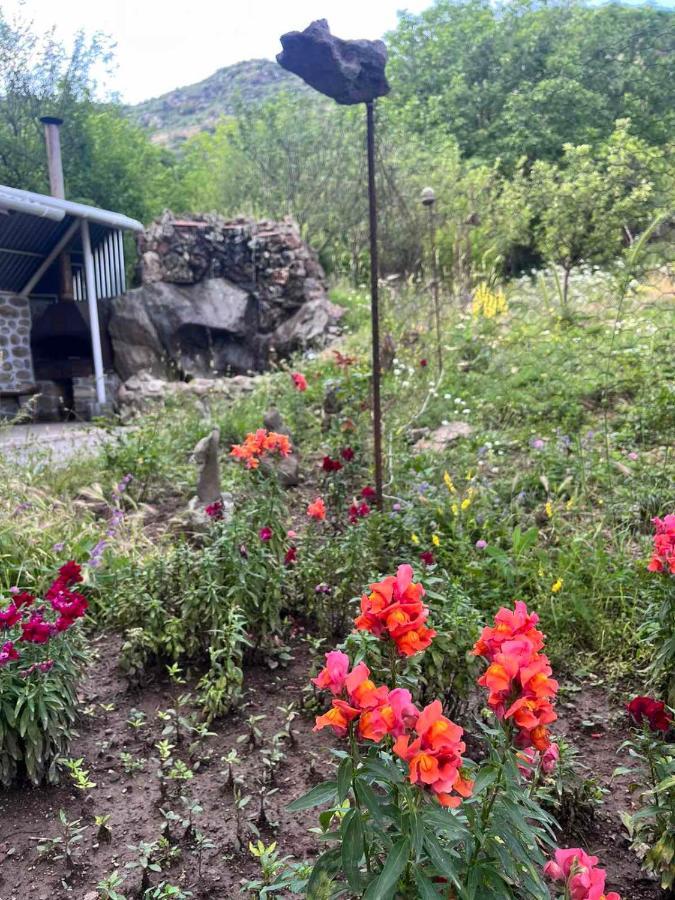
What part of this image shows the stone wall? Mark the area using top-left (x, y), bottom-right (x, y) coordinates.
top-left (0, 294), bottom-right (34, 393)
top-left (109, 212), bottom-right (343, 381)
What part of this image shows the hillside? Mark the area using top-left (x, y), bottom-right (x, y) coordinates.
top-left (128, 58), bottom-right (305, 147)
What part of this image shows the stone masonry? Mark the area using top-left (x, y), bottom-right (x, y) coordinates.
top-left (0, 294), bottom-right (34, 392)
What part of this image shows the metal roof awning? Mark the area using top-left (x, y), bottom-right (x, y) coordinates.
top-left (0, 184), bottom-right (143, 297)
top-left (0, 183), bottom-right (145, 410)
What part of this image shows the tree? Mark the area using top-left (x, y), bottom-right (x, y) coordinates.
top-left (528, 119), bottom-right (666, 306)
top-left (0, 8), bottom-right (170, 224)
top-left (386, 0), bottom-right (675, 166)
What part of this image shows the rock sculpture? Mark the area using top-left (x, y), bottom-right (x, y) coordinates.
top-left (193, 428), bottom-right (222, 505)
top-left (277, 19), bottom-right (390, 105)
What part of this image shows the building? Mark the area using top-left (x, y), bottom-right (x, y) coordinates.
top-left (0, 117), bottom-right (143, 420)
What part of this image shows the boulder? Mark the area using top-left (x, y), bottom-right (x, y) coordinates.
top-left (277, 19), bottom-right (390, 105)
top-left (109, 213), bottom-right (343, 382)
top-left (109, 278), bottom-right (255, 381)
top-left (413, 422), bottom-right (474, 453)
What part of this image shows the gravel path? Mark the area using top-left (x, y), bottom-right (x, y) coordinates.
top-left (0, 422), bottom-right (118, 468)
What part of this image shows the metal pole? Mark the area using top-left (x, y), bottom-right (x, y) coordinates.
top-left (428, 204), bottom-right (442, 372)
top-left (366, 101), bottom-right (383, 510)
top-left (80, 219), bottom-right (106, 407)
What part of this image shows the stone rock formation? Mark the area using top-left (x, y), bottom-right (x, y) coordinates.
top-left (116, 371), bottom-right (256, 421)
top-left (412, 422), bottom-right (474, 453)
top-left (108, 212), bottom-right (343, 382)
top-left (277, 19), bottom-right (389, 105)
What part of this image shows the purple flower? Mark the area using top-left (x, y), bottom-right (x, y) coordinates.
top-left (52, 542), bottom-right (65, 553)
top-left (392, 503), bottom-right (402, 512)
top-left (475, 539), bottom-right (488, 550)
top-left (314, 583), bottom-right (332, 595)
top-left (531, 438), bottom-right (545, 450)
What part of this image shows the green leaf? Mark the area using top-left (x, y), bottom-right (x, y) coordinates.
top-left (287, 781), bottom-right (338, 812)
top-left (341, 808), bottom-right (365, 891)
top-left (415, 869), bottom-right (445, 900)
top-left (354, 778), bottom-right (387, 825)
top-left (362, 836), bottom-right (410, 900)
top-left (337, 757), bottom-right (352, 803)
top-left (306, 847), bottom-right (341, 899)
top-left (423, 833), bottom-right (462, 891)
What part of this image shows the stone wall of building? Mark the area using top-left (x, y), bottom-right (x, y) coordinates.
top-left (0, 294), bottom-right (34, 393)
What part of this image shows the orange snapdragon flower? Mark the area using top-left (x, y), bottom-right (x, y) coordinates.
top-left (307, 497), bottom-right (327, 520)
top-left (475, 603), bottom-right (558, 751)
top-left (354, 564), bottom-right (436, 657)
top-left (312, 652), bottom-right (419, 744)
top-left (394, 700), bottom-right (473, 808)
top-left (230, 429), bottom-right (292, 469)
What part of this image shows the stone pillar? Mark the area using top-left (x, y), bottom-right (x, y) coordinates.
top-left (0, 294), bottom-right (35, 392)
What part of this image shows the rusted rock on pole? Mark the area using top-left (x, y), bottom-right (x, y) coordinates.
top-left (277, 19), bottom-right (387, 508)
top-left (277, 19), bottom-right (389, 105)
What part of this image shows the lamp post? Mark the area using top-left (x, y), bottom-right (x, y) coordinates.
top-left (421, 186), bottom-right (442, 372)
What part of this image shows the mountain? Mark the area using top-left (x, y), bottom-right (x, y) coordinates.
top-left (128, 58), bottom-right (304, 147)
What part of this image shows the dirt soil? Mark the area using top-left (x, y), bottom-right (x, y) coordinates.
top-left (0, 643), bottom-right (664, 900)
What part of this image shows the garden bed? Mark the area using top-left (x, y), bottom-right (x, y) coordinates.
top-left (0, 638), bottom-right (662, 900)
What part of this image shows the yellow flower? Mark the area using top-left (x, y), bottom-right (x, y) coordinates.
top-left (432, 534), bottom-right (440, 547)
top-left (451, 503), bottom-right (459, 517)
top-left (538, 566), bottom-right (545, 577)
top-left (443, 471), bottom-right (457, 494)
top-left (545, 501), bottom-right (553, 519)
top-left (411, 533), bottom-right (419, 545)
top-left (461, 498), bottom-right (471, 511)
top-left (551, 578), bottom-right (564, 594)
top-left (566, 498), bottom-right (574, 511)
top-left (472, 283), bottom-right (508, 319)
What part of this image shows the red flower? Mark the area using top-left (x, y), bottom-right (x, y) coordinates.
top-left (0, 640), bottom-right (19, 666)
top-left (58, 561), bottom-right (82, 587)
top-left (361, 486), bottom-right (377, 501)
top-left (205, 500), bottom-right (224, 520)
top-left (50, 589), bottom-right (88, 624)
top-left (284, 546), bottom-right (298, 566)
top-left (647, 514), bottom-right (675, 574)
top-left (20, 613), bottom-right (54, 644)
top-left (627, 696), bottom-right (672, 733)
top-left (348, 501), bottom-right (371, 524)
top-left (419, 358), bottom-right (428, 368)
top-left (0, 604), bottom-right (22, 629)
top-left (11, 591), bottom-right (35, 609)
top-left (291, 372), bottom-right (308, 392)
top-left (322, 456), bottom-right (343, 473)
top-left (340, 447), bottom-right (355, 462)
top-left (259, 527), bottom-right (273, 542)
top-left (420, 550), bottom-right (435, 566)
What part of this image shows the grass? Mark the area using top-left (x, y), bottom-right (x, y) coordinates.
top-left (0, 265), bottom-right (672, 687)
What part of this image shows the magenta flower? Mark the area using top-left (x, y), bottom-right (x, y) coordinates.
top-left (475, 539), bottom-right (487, 550)
top-left (259, 527), bottom-right (273, 542)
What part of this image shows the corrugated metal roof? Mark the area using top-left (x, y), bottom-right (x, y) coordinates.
top-left (0, 184), bottom-right (143, 296)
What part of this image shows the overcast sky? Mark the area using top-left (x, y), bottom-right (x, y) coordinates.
top-left (7, 0), bottom-right (431, 103)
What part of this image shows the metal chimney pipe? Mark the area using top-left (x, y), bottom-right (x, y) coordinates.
top-left (39, 115), bottom-right (74, 300)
